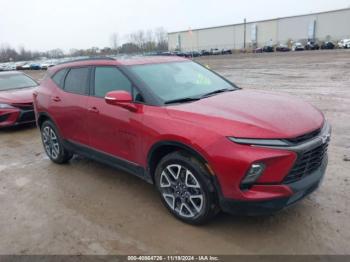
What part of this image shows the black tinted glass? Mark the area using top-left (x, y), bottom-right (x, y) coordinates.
top-left (94, 67), bottom-right (132, 97)
top-left (52, 69), bottom-right (66, 88)
top-left (64, 67), bottom-right (90, 95)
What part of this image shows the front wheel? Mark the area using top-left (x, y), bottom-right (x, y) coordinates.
top-left (155, 151), bottom-right (219, 225)
top-left (41, 120), bottom-right (73, 164)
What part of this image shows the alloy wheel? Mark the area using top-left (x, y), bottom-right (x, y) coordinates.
top-left (159, 164), bottom-right (204, 218)
top-left (42, 126), bottom-right (60, 160)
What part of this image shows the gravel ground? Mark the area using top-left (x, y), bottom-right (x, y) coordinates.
top-left (0, 50), bottom-right (349, 255)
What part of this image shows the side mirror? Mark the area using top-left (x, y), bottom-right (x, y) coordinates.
top-left (105, 90), bottom-right (138, 112)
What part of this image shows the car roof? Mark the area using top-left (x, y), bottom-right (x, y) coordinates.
top-left (49, 56), bottom-right (189, 74)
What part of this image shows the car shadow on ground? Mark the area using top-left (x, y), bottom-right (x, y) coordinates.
top-left (0, 123), bottom-right (37, 134)
top-left (63, 154), bottom-right (309, 230)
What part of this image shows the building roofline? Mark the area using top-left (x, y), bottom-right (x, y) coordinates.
top-left (168, 7), bottom-right (350, 34)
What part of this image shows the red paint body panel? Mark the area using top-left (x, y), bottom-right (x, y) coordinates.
top-left (0, 86), bottom-right (36, 127)
top-left (34, 58), bottom-right (326, 203)
top-left (167, 90), bottom-right (324, 139)
top-left (0, 87), bottom-right (36, 104)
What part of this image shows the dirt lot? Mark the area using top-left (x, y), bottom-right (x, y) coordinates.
top-left (0, 50), bottom-right (349, 255)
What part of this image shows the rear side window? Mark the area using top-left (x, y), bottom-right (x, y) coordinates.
top-left (52, 69), bottom-right (67, 88)
top-left (94, 67), bottom-right (132, 97)
top-left (64, 67), bottom-right (90, 95)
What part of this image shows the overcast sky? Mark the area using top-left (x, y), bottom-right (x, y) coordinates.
top-left (0, 0), bottom-right (349, 52)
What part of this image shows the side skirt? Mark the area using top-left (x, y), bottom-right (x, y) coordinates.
top-left (63, 140), bottom-right (153, 184)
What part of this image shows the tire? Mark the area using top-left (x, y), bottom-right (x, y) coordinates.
top-left (40, 120), bottom-right (73, 164)
top-left (155, 151), bottom-right (219, 225)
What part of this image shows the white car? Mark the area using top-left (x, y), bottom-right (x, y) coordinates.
top-left (292, 42), bottom-right (305, 51)
top-left (338, 39), bottom-right (350, 48)
top-left (21, 64), bottom-right (31, 70)
top-left (1, 63), bottom-right (16, 71)
top-left (210, 48), bottom-right (221, 55)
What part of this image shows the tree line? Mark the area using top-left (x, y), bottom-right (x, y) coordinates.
top-left (0, 27), bottom-right (168, 63)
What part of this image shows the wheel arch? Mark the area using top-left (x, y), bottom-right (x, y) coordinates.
top-left (37, 112), bottom-right (59, 130)
top-left (147, 141), bottom-right (212, 183)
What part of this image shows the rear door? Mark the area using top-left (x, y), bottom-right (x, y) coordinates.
top-left (50, 67), bottom-right (91, 145)
top-left (86, 66), bottom-right (144, 164)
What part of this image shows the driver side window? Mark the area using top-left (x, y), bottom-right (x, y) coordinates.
top-left (94, 67), bottom-right (132, 98)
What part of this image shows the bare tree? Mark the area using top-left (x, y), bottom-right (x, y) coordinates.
top-left (47, 49), bottom-right (64, 58)
top-left (154, 27), bottom-right (168, 51)
top-left (130, 30), bottom-right (146, 50)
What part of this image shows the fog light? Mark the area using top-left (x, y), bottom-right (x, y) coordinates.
top-left (241, 163), bottom-right (266, 189)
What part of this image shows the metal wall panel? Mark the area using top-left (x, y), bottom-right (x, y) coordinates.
top-left (197, 26), bottom-right (235, 50)
top-left (277, 15), bottom-right (317, 43)
top-left (168, 8), bottom-right (350, 51)
top-left (256, 20), bottom-right (278, 46)
top-left (316, 9), bottom-right (350, 40)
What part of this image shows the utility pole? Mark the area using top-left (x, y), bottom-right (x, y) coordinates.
top-left (244, 18), bottom-right (247, 49)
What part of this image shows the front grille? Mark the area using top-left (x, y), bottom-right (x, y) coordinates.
top-left (285, 128), bottom-right (321, 144)
top-left (18, 110), bottom-right (35, 123)
top-left (284, 142), bottom-right (328, 184)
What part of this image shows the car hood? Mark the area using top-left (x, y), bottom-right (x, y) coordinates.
top-left (0, 87), bottom-right (36, 104)
top-left (167, 90), bottom-right (324, 139)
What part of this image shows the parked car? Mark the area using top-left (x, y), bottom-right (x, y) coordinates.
top-left (305, 41), bottom-right (320, 50)
top-left (210, 48), bottom-right (221, 55)
top-left (253, 47), bottom-right (263, 53)
top-left (320, 42), bottom-right (335, 50)
top-left (184, 51), bottom-right (201, 57)
top-left (292, 42), bottom-right (305, 51)
top-left (30, 63), bottom-right (41, 70)
top-left (276, 44), bottom-right (290, 52)
top-left (200, 50), bottom-right (211, 56)
top-left (0, 71), bottom-right (38, 128)
top-left (0, 63), bottom-right (16, 71)
top-left (262, 46), bottom-right (274, 52)
top-left (173, 51), bottom-right (186, 57)
top-left (157, 52), bottom-right (175, 56)
top-left (15, 62), bottom-right (27, 70)
top-left (40, 61), bottom-right (56, 70)
top-left (34, 57), bottom-right (331, 224)
top-left (221, 49), bottom-right (232, 55)
top-left (20, 63), bottom-right (31, 70)
top-left (338, 39), bottom-right (350, 48)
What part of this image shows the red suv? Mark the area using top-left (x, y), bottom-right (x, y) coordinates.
top-left (34, 57), bottom-right (331, 224)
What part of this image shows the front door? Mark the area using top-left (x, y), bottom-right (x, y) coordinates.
top-left (86, 66), bottom-right (144, 164)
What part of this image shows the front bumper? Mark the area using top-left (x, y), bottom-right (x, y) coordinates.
top-left (219, 155), bottom-right (328, 215)
top-left (0, 107), bottom-right (35, 128)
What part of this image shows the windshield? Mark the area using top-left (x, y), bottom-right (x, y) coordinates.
top-left (0, 74), bottom-right (37, 91)
top-left (128, 61), bottom-right (236, 103)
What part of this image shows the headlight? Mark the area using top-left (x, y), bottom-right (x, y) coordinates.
top-left (228, 137), bottom-right (290, 147)
top-left (0, 103), bottom-right (15, 109)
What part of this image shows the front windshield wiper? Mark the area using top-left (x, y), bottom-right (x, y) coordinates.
top-left (164, 97), bottom-right (201, 105)
top-left (200, 88), bottom-right (234, 98)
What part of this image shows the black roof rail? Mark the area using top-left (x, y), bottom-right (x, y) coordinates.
top-left (57, 56), bottom-right (115, 65)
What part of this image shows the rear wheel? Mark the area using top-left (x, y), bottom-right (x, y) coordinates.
top-left (155, 151), bottom-right (219, 225)
top-left (41, 120), bottom-right (73, 164)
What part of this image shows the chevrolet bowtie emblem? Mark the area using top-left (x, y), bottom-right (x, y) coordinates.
top-left (321, 134), bottom-right (330, 144)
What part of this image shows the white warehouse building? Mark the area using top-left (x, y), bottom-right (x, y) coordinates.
top-left (168, 8), bottom-right (350, 51)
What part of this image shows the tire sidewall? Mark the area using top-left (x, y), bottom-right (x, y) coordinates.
top-left (40, 121), bottom-right (67, 164)
top-left (155, 152), bottom-right (216, 224)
